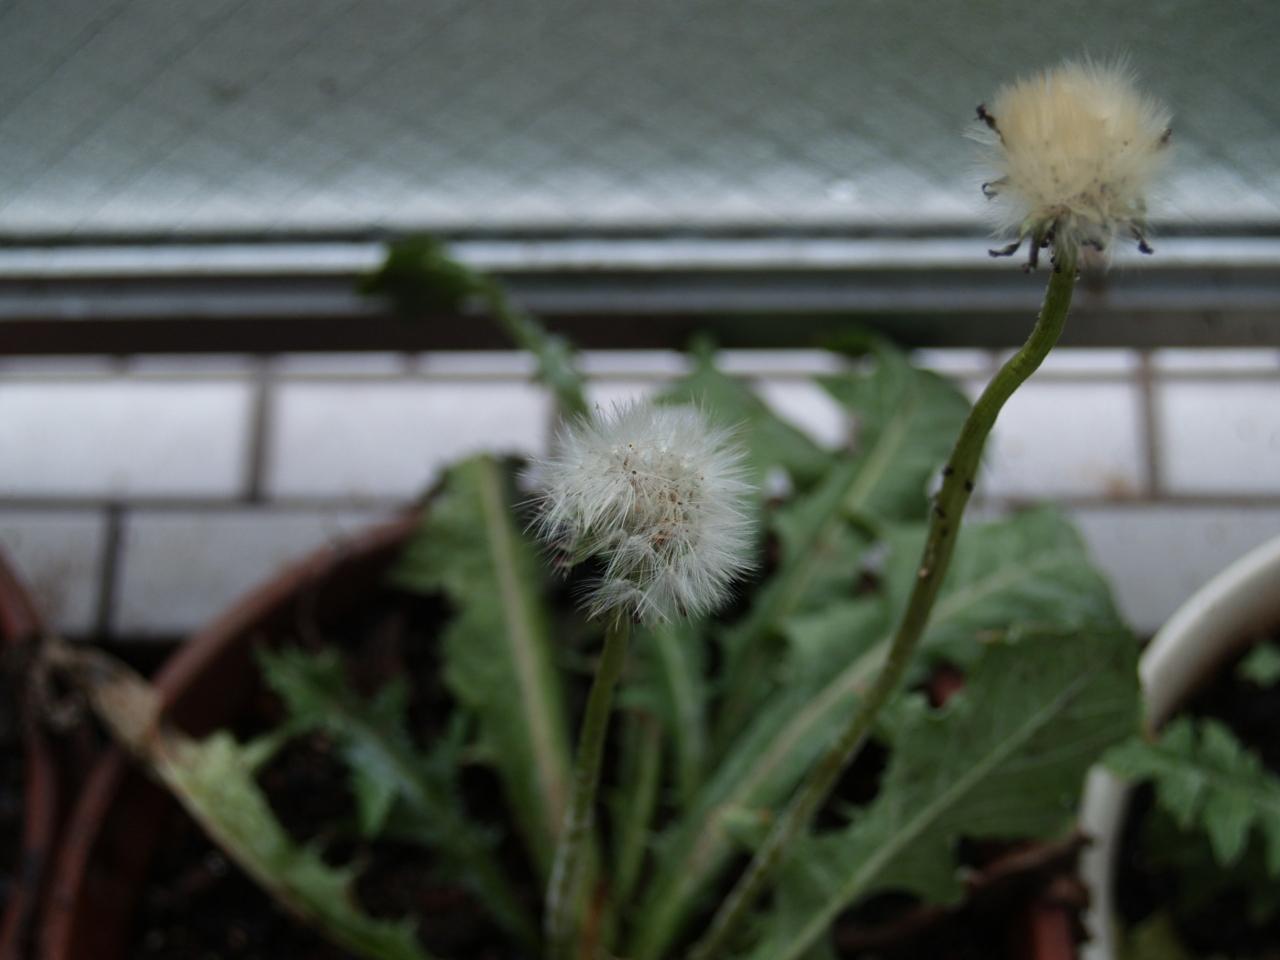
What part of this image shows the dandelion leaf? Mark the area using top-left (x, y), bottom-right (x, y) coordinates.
top-left (745, 627), bottom-right (1140, 960)
top-left (392, 455), bottom-right (572, 879)
top-left (884, 506), bottom-right (1125, 669)
top-left (819, 338), bottom-right (970, 523)
top-left (160, 732), bottom-right (435, 960)
top-left (256, 646), bottom-right (538, 947)
top-left (1106, 717), bottom-right (1280, 873)
top-left (657, 345), bottom-right (831, 487)
top-left (633, 510), bottom-right (1123, 960)
top-left (1238, 643), bottom-right (1280, 688)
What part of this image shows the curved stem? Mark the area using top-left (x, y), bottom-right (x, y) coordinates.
top-left (686, 259), bottom-right (1078, 960)
top-left (480, 280), bottom-right (590, 419)
top-left (546, 617), bottom-right (632, 959)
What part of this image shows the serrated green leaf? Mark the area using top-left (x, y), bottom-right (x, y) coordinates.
top-left (1139, 800), bottom-right (1280, 927)
top-left (631, 509), bottom-right (1122, 960)
top-left (257, 647), bottom-right (538, 949)
top-left (63, 645), bottom-right (438, 960)
top-left (711, 341), bottom-right (968, 751)
top-left (392, 455), bottom-right (572, 880)
top-left (781, 598), bottom-right (886, 686)
top-left (1107, 716), bottom-right (1280, 873)
top-left (627, 620), bottom-right (710, 807)
top-left (1238, 643), bottom-right (1280, 687)
top-left (259, 648), bottom-right (407, 836)
top-left (162, 732), bottom-right (435, 960)
top-left (656, 347), bottom-right (831, 487)
top-left (745, 627), bottom-right (1140, 960)
top-left (884, 506), bottom-right (1124, 668)
top-left (818, 341), bottom-right (970, 524)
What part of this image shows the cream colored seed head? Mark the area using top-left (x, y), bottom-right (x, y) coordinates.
top-left (977, 59), bottom-right (1171, 267)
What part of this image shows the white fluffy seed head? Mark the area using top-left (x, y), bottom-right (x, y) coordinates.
top-left (976, 59), bottom-right (1171, 262)
top-left (530, 402), bottom-right (755, 625)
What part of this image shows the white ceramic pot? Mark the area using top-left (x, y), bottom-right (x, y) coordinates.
top-left (1078, 533), bottom-right (1280, 960)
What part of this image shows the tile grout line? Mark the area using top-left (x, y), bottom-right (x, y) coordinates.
top-left (244, 356), bottom-right (276, 502)
top-left (93, 502), bottom-right (125, 638)
top-left (1136, 350), bottom-right (1164, 499)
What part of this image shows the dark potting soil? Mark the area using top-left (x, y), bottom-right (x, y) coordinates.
top-left (1116, 632), bottom-right (1280, 957)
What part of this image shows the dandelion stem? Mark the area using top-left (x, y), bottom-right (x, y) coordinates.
top-left (478, 279), bottom-right (590, 419)
top-left (686, 257), bottom-right (1078, 960)
top-left (546, 616), bottom-right (632, 960)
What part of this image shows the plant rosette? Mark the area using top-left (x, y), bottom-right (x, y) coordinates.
top-left (1080, 534), bottom-right (1280, 960)
top-left (42, 341), bottom-right (1139, 960)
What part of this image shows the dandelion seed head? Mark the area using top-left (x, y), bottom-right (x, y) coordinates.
top-left (531, 402), bottom-right (755, 624)
top-left (976, 58), bottom-right (1171, 264)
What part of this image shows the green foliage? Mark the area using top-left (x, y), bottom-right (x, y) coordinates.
top-left (1107, 717), bottom-right (1280, 872)
top-left (656, 343), bottom-right (832, 488)
top-left (626, 620), bottom-right (711, 807)
top-left (160, 731), bottom-right (436, 960)
top-left (630, 508), bottom-right (1125, 960)
top-left (365, 236), bottom-right (588, 415)
top-left (1140, 801), bottom-right (1280, 930)
top-left (884, 506), bottom-right (1124, 669)
top-left (361, 235), bottom-right (484, 316)
top-left (257, 647), bottom-right (538, 948)
top-left (819, 338), bottom-right (971, 524)
top-left (83, 329), bottom-right (1143, 960)
top-left (1238, 642), bottom-right (1280, 688)
top-left (710, 339), bottom-right (969, 756)
top-left (393, 455), bottom-right (573, 880)
top-left (743, 627), bottom-right (1140, 960)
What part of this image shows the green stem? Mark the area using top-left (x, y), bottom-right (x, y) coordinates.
top-left (546, 617), bottom-right (632, 959)
top-left (686, 259), bottom-right (1078, 960)
top-left (480, 280), bottom-right (590, 419)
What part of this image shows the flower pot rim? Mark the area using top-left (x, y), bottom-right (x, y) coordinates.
top-left (0, 549), bottom-right (59, 960)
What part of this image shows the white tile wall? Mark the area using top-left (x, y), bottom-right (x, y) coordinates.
top-left (275, 352), bottom-right (412, 376)
top-left (1157, 380), bottom-right (1280, 495)
top-left (754, 379), bottom-right (851, 449)
top-left (0, 349), bottom-right (1276, 641)
top-left (0, 510), bottom-right (105, 635)
top-left (1151, 349), bottom-right (1280, 373)
top-left (1028, 348), bottom-right (1141, 375)
top-left (268, 380), bottom-right (551, 498)
top-left (910, 349), bottom-right (993, 378)
top-left (114, 508), bottom-right (389, 636)
top-left (1071, 506), bottom-right (1280, 634)
top-left (0, 379), bottom-right (252, 498)
top-left (982, 380), bottom-right (1147, 500)
top-left (585, 379), bottom-right (664, 411)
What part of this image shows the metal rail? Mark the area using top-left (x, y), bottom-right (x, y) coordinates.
top-left (1, 236), bottom-right (1277, 353)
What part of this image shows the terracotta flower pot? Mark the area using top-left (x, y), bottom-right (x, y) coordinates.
top-left (39, 514), bottom-right (418, 960)
top-left (36, 510), bottom-right (1080, 960)
top-left (0, 552), bottom-right (61, 960)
